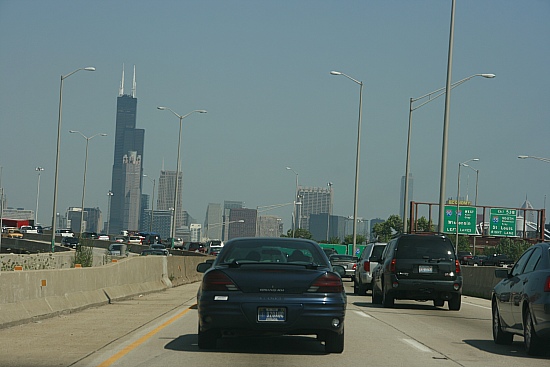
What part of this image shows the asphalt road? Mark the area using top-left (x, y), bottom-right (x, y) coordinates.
top-left (0, 280), bottom-right (548, 367)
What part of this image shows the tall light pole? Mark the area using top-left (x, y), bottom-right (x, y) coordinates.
top-left (106, 191), bottom-right (113, 236)
top-left (518, 155), bottom-right (550, 163)
top-left (286, 167), bottom-right (299, 237)
top-left (143, 174), bottom-right (156, 233)
top-left (330, 70), bottom-right (363, 256)
top-left (35, 167), bottom-right (44, 224)
top-left (455, 158), bottom-right (479, 250)
top-left (403, 73), bottom-right (495, 233)
top-left (69, 130), bottom-right (107, 238)
top-left (50, 66), bottom-right (95, 252)
top-left (157, 107), bottom-right (207, 248)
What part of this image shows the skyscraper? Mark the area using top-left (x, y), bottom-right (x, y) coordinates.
top-left (108, 65), bottom-right (144, 234)
top-left (296, 186), bottom-right (332, 230)
top-left (156, 170), bottom-right (184, 230)
top-left (204, 203), bottom-right (223, 240)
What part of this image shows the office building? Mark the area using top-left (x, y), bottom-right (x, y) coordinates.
top-left (190, 223), bottom-right (202, 242)
top-left (142, 209), bottom-right (172, 239)
top-left (256, 215), bottom-right (283, 237)
top-left (222, 200), bottom-right (243, 241)
top-left (108, 65), bottom-right (144, 234)
top-left (204, 203), bottom-right (223, 240)
top-left (228, 208), bottom-right (256, 239)
top-left (309, 213), bottom-right (347, 243)
top-left (296, 186), bottom-right (333, 231)
top-left (156, 170), bottom-right (183, 230)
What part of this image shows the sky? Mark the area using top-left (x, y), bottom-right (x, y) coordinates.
top-left (1, 0), bottom-right (549, 233)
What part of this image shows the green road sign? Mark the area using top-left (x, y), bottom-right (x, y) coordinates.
top-left (488, 208), bottom-right (517, 237)
top-left (443, 205), bottom-right (477, 235)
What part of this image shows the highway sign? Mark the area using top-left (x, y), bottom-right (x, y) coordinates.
top-left (443, 205), bottom-right (477, 235)
top-left (488, 208), bottom-right (517, 237)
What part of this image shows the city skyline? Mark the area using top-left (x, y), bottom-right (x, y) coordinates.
top-left (1, 1), bottom-right (549, 233)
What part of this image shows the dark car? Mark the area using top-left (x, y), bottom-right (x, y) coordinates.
top-left (458, 251), bottom-right (473, 265)
top-left (195, 237), bottom-right (347, 353)
top-left (370, 234), bottom-right (462, 310)
top-left (329, 254), bottom-right (357, 280)
top-left (185, 242), bottom-right (206, 253)
top-left (61, 236), bottom-right (79, 249)
top-left (140, 249), bottom-right (169, 256)
top-left (491, 242), bottom-right (550, 356)
top-left (466, 255), bottom-right (487, 266)
top-left (484, 254), bottom-right (514, 267)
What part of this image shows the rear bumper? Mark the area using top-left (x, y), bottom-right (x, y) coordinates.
top-left (387, 276), bottom-right (462, 301)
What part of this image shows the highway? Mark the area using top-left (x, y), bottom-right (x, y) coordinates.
top-left (0, 280), bottom-right (548, 367)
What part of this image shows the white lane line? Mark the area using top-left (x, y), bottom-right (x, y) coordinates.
top-left (463, 301), bottom-right (491, 310)
top-left (353, 310), bottom-right (372, 318)
top-left (402, 338), bottom-right (433, 353)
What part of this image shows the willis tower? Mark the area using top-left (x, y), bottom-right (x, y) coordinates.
top-left (108, 65), bottom-right (144, 234)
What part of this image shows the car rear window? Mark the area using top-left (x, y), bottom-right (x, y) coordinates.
top-left (371, 245), bottom-right (386, 258)
top-left (396, 236), bottom-right (454, 260)
top-left (219, 240), bottom-right (327, 265)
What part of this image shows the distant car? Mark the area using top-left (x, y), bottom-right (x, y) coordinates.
top-left (466, 255), bottom-right (487, 266)
top-left (61, 236), bottom-right (79, 249)
top-left (108, 243), bottom-right (127, 256)
top-left (491, 242), bottom-right (550, 356)
top-left (195, 237), bottom-right (346, 353)
top-left (371, 233), bottom-right (462, 310)
top-left (98, 235), bottom-right (110, 241)
top-left (329, 254), bottom-right (358, 280)
top-left (19, 225), bottom-right (38, 234)
top-left (81, 232), bottom-right (99, 239)
top-left (484, 254), bottom-right (514, 267)
top-left (114, 236), bottom-right (126, 243)
top-left (150, 243), bottom-right (167, 251)
top-left (56, 229), bottom-right (74, 237)
top-left (207, 245), bottom-right (223, 256)
top-left (2, 228), bottom-right (23, 239)
top-left (127, 236), bottom-right (142, 245)
top-left (141, 248), bottom-right (169, 256)
top-left (164, 237), bottom-right (184, 249)
top-left (185, 242), bottom-right (206, 253)
top-left (354, 242), bottom-right (387, 295)
top-left (458, 251), bottom-right (473, 265)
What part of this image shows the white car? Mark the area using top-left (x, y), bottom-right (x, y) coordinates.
top-left (353, 242), bottom-right (387, 295)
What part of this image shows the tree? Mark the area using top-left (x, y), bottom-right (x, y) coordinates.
top-left (415, 216), bottom-right (434, 232)
top-left (486, 238), bottom-right (532, 262)
top-left (283, 228), bottom-right (312, 239)
top-left (343, 234), bottom-right (367, 245)
top-left (372, 215), bottom-right (403, 242)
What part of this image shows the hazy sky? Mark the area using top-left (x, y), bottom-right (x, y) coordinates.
top-left (1, 0), bottom-right (549, 232)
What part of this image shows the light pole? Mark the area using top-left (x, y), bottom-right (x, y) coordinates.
top-left (35, 167), bottom-right (44, 224)
top-left (455, 158), bottom-right (479, 250)
top-left (50, 66), bottom-right (95, 252)
top-left (157, 107), bottom-right (207, 248)
top-left (518, 155), bottom-right (550, 163)
top-left (330, 70), bottom-right (363, 256)
top-left (327, 182), bottom-right (333, 242)
top-left (69, 130), bottom-right (107, 238)
top-left (106, 191), bottom-right (113, 236)
top-left (403, 73), bottom-right (495, 233)
top-left (286, 167), bottom-right (299, 237)
top-left (462, 163), bottom-right (479, 255)
top-left (143, 174), bottom-right (156, 233)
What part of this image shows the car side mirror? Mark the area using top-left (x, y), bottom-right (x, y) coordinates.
top-left (196, 262), bottom-right (213, 273)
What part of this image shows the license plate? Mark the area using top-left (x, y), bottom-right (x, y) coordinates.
top-left (258, 307), bottom-right (286, 322)
top-left (419, 265), bottom-right (433, 273)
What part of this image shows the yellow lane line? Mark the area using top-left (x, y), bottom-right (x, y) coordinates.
top-left (97, 306), bottom-right (195, 367)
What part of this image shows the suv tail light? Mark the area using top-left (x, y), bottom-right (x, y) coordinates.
top-left (455, 260), bottom-right (461, 274)
top-left (308, 273), bottom-right (343, 293)
top-left (363, 261), bottom-right (370, 272)
top-left (202, 270), bottom-right (240, 291)
top-left (544, 276), bottom-right (550, 292)
top-left (390, 258), bottom-right (396, 273)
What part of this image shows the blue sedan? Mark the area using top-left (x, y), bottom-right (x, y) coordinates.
top-left (492, 242), bottom-right (550, 356)
top-left (196, 237), bottom-right (347, 353)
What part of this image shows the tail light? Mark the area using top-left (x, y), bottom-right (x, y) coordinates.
top-left (544, 276), bottom-right (550, 292)
top-left (455, 260), bottom-right (461, 274)
top-left (352, 263), bottom-right (357, 271)
top-left (390, 258), bottom-right (396, 273)
top-left (363, 261), bottom-right (370, 272)
top-left (308, 273), bottom-right (343, 293)
top-left (202, 270), bottom-right (240, 291)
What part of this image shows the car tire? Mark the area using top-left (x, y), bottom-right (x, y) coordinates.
top-left (382, 282), bottom-right (394, 308)
top-left (357, 279), bottom-right (367, 296)
top-left (448, 294), bottom-right (461, 311)
top-left (433, 299), bottom-right (444, 307)
top-left (353, 279), bottom-right (359, 294)
top-left (524, 307), bottom-right (544, 356)
top-left (197, 324), bottom-right (219, 350)
top-left (492, 300), bottom-right (513, 345)
top-left (372, 285), bottom-right (382, 304)
top-left (324, 329), bottom-right (344, 353)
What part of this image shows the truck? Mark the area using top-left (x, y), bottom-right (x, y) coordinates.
top-left (1, 218), bottom-right (31, 229)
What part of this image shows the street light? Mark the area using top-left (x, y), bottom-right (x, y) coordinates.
top-left (518, 155), bottom-right (550, 163)
top-left (327, 182), bottom-right (333, 242)
top-left (205, 219), bottom-right (244, 241)
top-left (35, 167), bottom-right (44, 224)
top-left (143, 174), bottom-right (156, 233)
top-left (403, 73), bottom-right (495, 232)
top-left (330, 70), bottom-right (363, 256)
top-left (157, 106), bottom-right (207, 249)
top-left (50, 66), bottom-right (95, 252)
top-left (455, 158), bottom-right (479, 250)
top-left (286, 167), bottom-right (299, 237)
top-left (106, 191), bottom-right (113, 235)
top-left (69, 130), bottom-right (107, 238)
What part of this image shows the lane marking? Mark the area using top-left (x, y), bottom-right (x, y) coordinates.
top-left (402, 338), bottom-right (433, 353)
top-left (463, 301), bottom-right (491, 310)
top-left (96, 305), bottom-right (194, 367)
top-left (353, 310), bottom-right (372, 318)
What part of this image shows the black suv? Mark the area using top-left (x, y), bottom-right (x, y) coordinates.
top-left (370, 234), bottom-right (462, 310)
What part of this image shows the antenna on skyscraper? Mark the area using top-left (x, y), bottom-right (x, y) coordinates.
top-left (132, 65), bottom-right (136, 98)
top-left (119, 64), bottom-right (125, 96)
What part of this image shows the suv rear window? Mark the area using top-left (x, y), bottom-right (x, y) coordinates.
top-left (396, 236), bottom-right (454, 260)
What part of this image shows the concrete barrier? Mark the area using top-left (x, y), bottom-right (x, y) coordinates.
top-left (0, 255), bottom-right (208, 329)
top-left (461, 265), bottom-right (504, 300)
